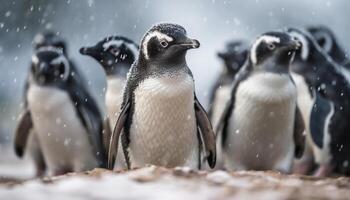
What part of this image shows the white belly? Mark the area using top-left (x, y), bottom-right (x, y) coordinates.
top-left (211, 85), bottom-right (231, 130)
top-left (291, 73), bottom-right (315, 163)
top-left (129, 72), bottom-right (198, 168)
top-left (105, 77), bottom-right (125, 128)
top-left (28, 84), bottom-right (98, 174)
top-left (225, 73), bottom-right (297, 171)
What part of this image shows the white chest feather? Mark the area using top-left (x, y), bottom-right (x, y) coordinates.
top-left (226, 73), bottom-right (297, 171)
top-left (105, 77), bottom-right (126, 128)
top-left (211, 85), bottom-right (231, 130)
top-left (27, 85), bottom-right (97, 173)
top-left (129, 72), bottom-right (198, 168)
top-left (291, 73), bottom-right (314, 140)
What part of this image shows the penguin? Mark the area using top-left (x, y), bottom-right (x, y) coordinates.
top-left (216, 31), bottom-right (305, 172)
top-left (14, 47), bottom-right (107, 176)
top-left (288, 28), bottom-right (350, 176)
top-left (307, 25), bottom-right (348, 67)
top-left (80, 36), bottom-right (138, 169)
top-left (209, 40), bottom-right (248, 130)
top-left (79, 36), bottom-right (139, 129)
top-left (107, 23), bottom-right (216, 170)
top-left (207, 40), bottom-right (248, 170)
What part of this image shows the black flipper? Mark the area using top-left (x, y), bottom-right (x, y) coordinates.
top-left (68, 77), bottom-right (107, 168)
top-left (14, 109), bottom-right (33, 157)
top-left (102, 118), bottom-right (112, 155)
top-left (294, 106), bottom-right (306, 158)
top-left (108, 101), bottom-right (130, 169)
top-left (194, 95), bottom-right (216, 168)
top-left (310, 92), bottom-right (333, 149)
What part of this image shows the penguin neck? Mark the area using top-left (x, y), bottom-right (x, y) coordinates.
top-left (103, 62), bottom-right (131, 77)
top-left (139, 54), bottom-right (189, 75)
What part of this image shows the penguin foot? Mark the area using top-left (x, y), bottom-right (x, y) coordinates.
top-left (313, 165), bottom-right (334, 177)
top-left (292, 162), bottom-right (314, 175)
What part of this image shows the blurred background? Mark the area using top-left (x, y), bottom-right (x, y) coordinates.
top-left (0, 0), bottom-right (349, 178)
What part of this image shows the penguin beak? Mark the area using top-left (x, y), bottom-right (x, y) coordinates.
top-left (178, 38), bottom-right (200, 49)
top-left (290, 40), bottom-right (302, 50)
top-left (79, 46), bottom-right (97, 56)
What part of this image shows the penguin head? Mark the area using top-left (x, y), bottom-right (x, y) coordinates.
top-left (139, 23), bottom-right (200, 65)
top-left (287, 27), bottom-right (328, 75)
top-left (33, 31), bottom-right (67, 55)
top-left (249, 31), bottom-right (301, 73)
top-left (80, 36), bottom-right (139, 76)
top-left (217, 41), bottom-right (248, 75)
top-left (30, 47), bottom-right (70, 86)
top-left (307, 25), bottom-right (347, 64)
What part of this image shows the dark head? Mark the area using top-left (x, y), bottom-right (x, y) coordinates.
top-left (33, 31), bottom-right (67, 55)
top-left (217, 40), bottom-right (248, 75)
top-left (30, 47), bottom-right (70, 86)
top-left (80, 36), bottom-right (138, 76)
top-left (139, 23), bottom-right (200, 66)
top-left (307, 25), bottom-right (347, 64)
top-left (249, 31), bottom-right (301, 74)
top-left (287, 27), bottom-right (330, 76)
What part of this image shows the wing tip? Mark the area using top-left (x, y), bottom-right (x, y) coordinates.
top-left (208, 151), bottom-right (216, 169)
top-left (14, 145), bottom-right (24, 158)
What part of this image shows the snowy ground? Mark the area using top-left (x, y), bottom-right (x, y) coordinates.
top-left (0, 166), bottom-right (349, 200)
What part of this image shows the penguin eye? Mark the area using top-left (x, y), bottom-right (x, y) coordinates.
top-left (267, 43), bottom-right (275, 50)
top-left (160, 40), bottom-right (168, 48)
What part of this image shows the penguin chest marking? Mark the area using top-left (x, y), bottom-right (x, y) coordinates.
top-left (211, 85), bottom-right (232, 130)
top-left (27, 84), bottom-right (98, 171)
top-left (226, 73), bottom-right (297, 171)
top-left (129, 72), bottom-right (198, 168)
top-left (106, 77), bottom-right (126, 128)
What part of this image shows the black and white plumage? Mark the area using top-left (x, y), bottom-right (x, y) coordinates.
top-left (15, 32), bottom-right (90, 176)
top-left (288, 28), bottom-right (350, 176)
top-left (80, 36), bottom-right (138, 169)
top-left (14, 47), bottom-right (107, 176)
top-left (207, 40), bottom-right (248, 170)
top-left (217, 31), bottom-right (305, 172)
top-left (107, 23), bottom-right (216, 170)
top-left (80, 36), bottom-right (139, 129)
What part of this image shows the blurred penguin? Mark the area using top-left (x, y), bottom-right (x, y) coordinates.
top-left (14, 47), bottom-right (107, 176)
top-left (217, 31), bottom-right (305, 172)
top-left (288, 28), bottom-right (350, 176)
top-left (208, 40), bottom-right (248, 169)
top-left (80, 36), bottom-right (138, 169)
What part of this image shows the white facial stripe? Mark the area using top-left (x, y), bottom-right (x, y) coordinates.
top-left (313, 31), bottom-right (333, 53)
top-left (36, 46), bottom-right (63, 54)
top-left (250, 36), bottom-right (281, 64)
top-left (103, 40), bottom-right (124, 50)
top-left (103, 40), bottom-right (139, 58)
top-left (50, 55), bottom-right (70, 81)
top-left (289, 31), bottom-right (309, 60)
top-left (142, 31), bottom-right (174, 60)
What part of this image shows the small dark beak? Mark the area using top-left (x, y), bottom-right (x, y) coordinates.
top-left (79, 46), bottom-right (96, 55)
top-left (179, 38), bottom-right (200, 49)
top-left (286, 39), bottom-right (301, 51)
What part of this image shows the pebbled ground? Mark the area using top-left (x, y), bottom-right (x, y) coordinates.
top-left (0, 166), bottom-right (350, 200)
